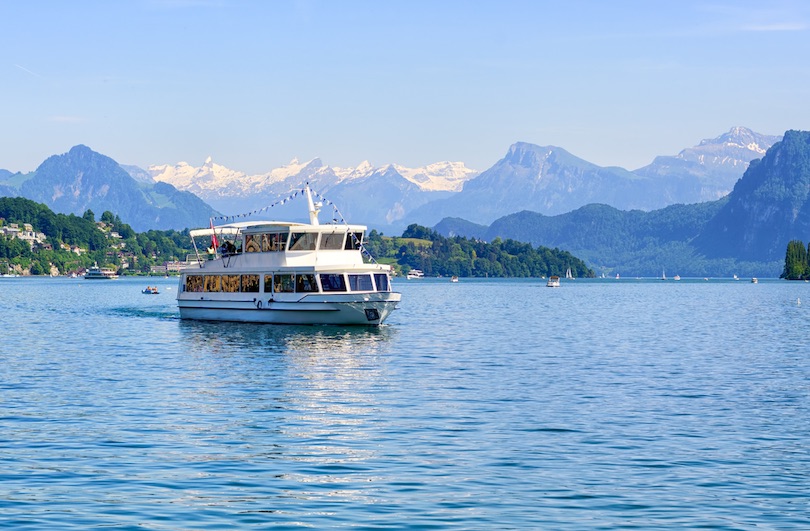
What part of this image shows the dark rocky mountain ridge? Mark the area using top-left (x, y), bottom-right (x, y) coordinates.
top-left (10, 145), bottom-right (218, 231)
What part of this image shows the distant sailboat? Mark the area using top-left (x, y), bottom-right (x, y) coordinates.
top-left (661, 269), bottom-right (667, 281)
top-left (565, 267), bottom-right (574, 280)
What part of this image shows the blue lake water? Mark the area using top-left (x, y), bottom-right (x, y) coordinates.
top-left (1, 276), bottom-right (809, 529)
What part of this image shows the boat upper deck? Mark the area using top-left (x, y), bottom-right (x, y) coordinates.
top-left (187, 220), bottom-right (375, 271)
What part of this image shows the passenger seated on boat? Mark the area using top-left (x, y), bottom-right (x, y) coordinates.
top-left (219, 241), bottom-right (237, 256)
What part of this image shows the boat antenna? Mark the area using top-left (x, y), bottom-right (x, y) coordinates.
top-left (305, 184), bottom-right (321, 225)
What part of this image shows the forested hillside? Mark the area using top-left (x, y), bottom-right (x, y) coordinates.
top-left (0, 197), bottom-right (193, 275)
top-left (365, 224), bottom-right (594, 278)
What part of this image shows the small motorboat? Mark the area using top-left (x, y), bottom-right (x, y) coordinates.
top-left (142, 286), bottom-right (160, 294)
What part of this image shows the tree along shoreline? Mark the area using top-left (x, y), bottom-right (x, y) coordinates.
top-left (782, 239), bottom-right (810, 280)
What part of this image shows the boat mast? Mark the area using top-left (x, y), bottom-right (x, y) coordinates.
top-left (305, 185), bottom-right (321, 225)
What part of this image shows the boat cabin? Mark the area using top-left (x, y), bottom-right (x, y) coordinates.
top-left (189, 221), bottom-right (365, 264)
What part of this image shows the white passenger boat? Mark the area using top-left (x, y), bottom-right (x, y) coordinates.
top-left (84, 263), bottom-right (119, 280)
top-left (406, 269), bottom-right (425, 280)
top-left (176, 186), bottom-right (400, 326)
top-left (546, 275), bottom-right (561, 288)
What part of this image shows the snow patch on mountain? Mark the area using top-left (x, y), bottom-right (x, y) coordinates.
top-left (394, 161), bottom-right (479, 192)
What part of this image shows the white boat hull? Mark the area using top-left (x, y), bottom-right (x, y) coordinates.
top-left (177, 293), bottom-right (400, 326)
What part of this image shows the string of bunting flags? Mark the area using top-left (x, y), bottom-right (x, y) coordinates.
top-left (210, 183), bottom-right (377, 264)
top-left (211, 187), bottom-right (305, 223)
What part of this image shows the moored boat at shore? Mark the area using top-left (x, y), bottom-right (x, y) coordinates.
top-left (176, 185), bottom-right (400, 326)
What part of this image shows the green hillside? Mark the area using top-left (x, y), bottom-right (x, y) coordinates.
top-left (0, 197), bottom-right (193, 276)
top-left (365, 224), bottom-right (594, 278)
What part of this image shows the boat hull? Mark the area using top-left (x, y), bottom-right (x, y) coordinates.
top-left (177, 293), bottom-right (400, 326)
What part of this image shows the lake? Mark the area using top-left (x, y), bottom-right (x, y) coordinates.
top-left (1, 276), bottom-right (809, 529)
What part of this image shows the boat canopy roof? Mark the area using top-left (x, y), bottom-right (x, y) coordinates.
top-left (189, 220), bottom-right (367, 239)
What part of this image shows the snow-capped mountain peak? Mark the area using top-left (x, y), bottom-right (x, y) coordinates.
top-left (695, 126), bottom-right (777, 155)
top-left (354, 160), bottom-right (374, 174)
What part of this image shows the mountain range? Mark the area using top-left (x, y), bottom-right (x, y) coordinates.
top-left (0, 145), bottom-right (218, 232)
top-left (0, 126), bottom-right (794, 275)
top-left (144, 126), bottom-right (777, 231)
top-left (147, 157), bottom-right (478, 227)
top-left (0, 127), bottom-right (774, 234)
top-left (436, 130), bottom-right (810, 277)
top-left (408, 127), bottom-right (780, 226)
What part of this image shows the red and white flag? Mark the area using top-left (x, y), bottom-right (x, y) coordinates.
top-left (210, 219), bottom-right (219, 249)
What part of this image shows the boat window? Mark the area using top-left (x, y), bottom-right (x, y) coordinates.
top-left (185, 275), bottom-right (204, 292)
top-left (349, 274), bottom-right (373, 291)
top-left (222, 275), bottom-right (240, 293)
top-left (295, 273), bottom-right (318, 293)
top-left (263, 274), bottom-right (273, 293)
top-left (274, 274), bottom-right (294, 293)
top-left (320, 233), bottom-right (345, 250)
top-left (244, 234), bottom-right (261, 253)
top-left (204, 275), bottom-right (221, 292)
top-left (344, 231), bottom-right (363, 250)
top-left (289, 232), bottom-right (317, 251)
top-left (374, 273), bottom-right (389, 292)
top-left (242, 274), bottom-right (260, 293)
top-left (262, 233), bottom-right (287, 252)
top-left (320, 273), bottom-right (347, 292)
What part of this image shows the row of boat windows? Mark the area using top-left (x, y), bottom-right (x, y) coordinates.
top-left (184, 272), bottom-right (390, 294)
top-left (242, 231), bottom-right (363, 253)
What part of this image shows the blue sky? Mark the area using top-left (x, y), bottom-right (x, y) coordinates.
top-left (2, 0), bottom-right (809, 174)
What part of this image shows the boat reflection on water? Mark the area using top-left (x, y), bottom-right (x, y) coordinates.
top-left (176, 320), bottom-right (397, 435)
top-left (178, 319), bottom-right (395, 358)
